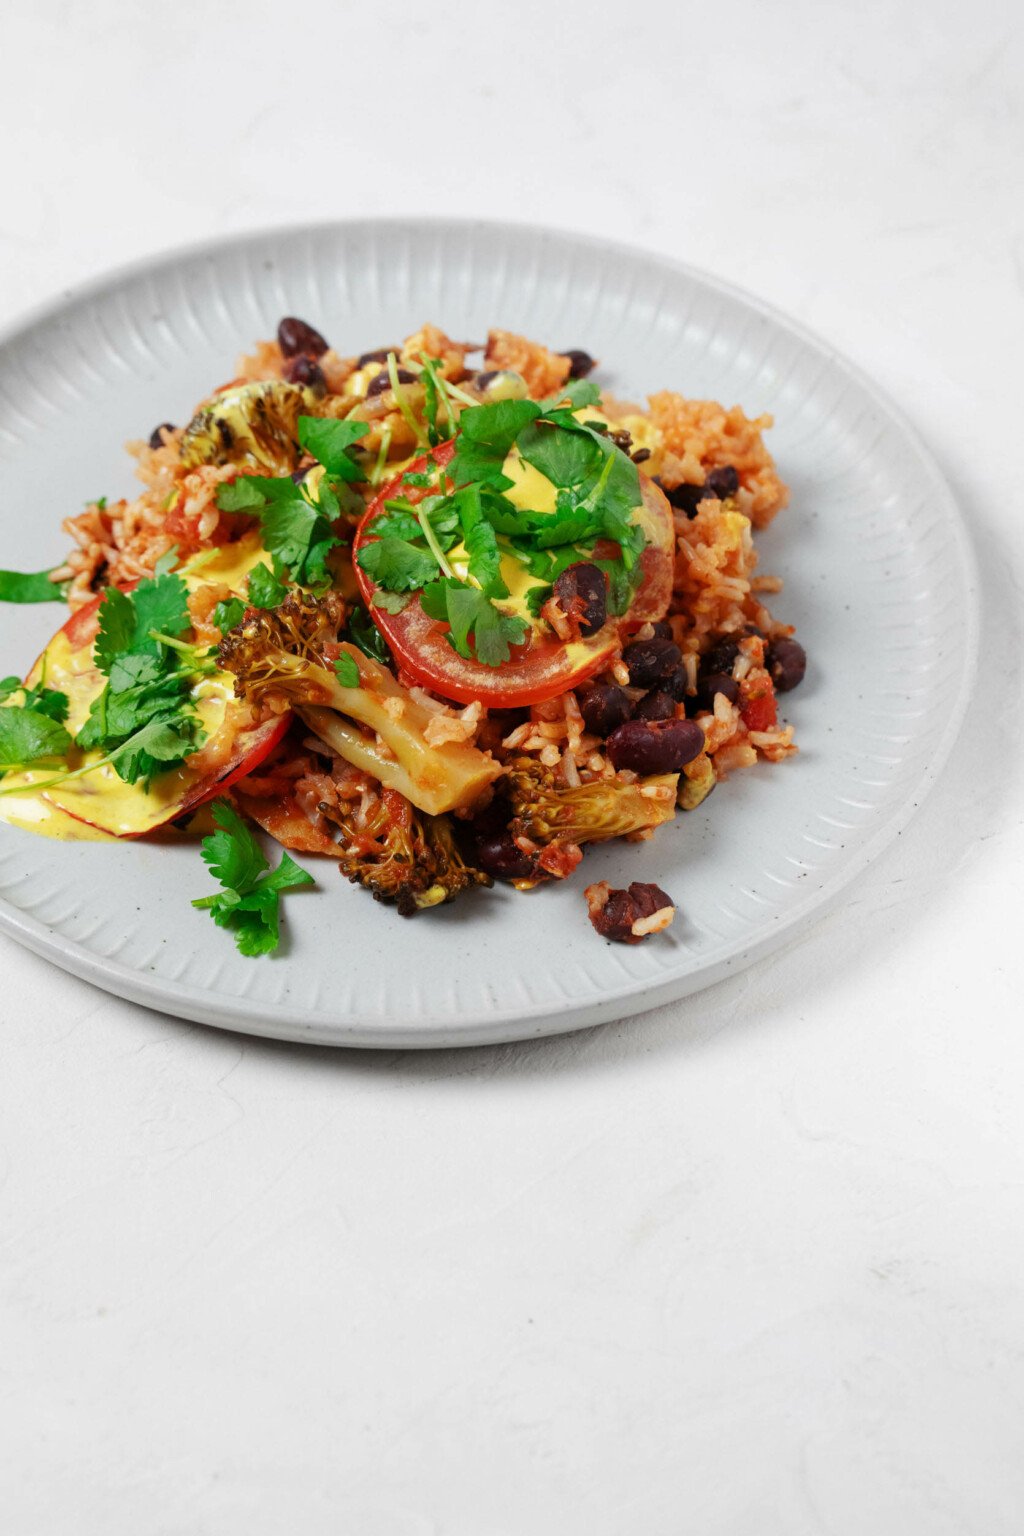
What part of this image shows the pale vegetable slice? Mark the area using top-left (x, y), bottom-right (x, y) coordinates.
top-left (297, 645), bottom-right (501, 816)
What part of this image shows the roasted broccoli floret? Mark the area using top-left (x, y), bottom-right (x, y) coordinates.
top-left (506, 756), bottom-right (678, 847)
top-left (179, 380), bottom-right (316, 473)
top-left (218, 591), bottom-right (348, 716)
top-left (322, 788), bottom-right (491, 916)
top-left (218, 592), bottom-right (502, 816)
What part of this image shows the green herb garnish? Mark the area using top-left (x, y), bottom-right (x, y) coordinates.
top-left (246, 562), bottom-right (289, 610)
top-left (0, 705), bottom-right (73, 777)
top-left (192, 799), bottom-right (315, 956)
top-left (0, 567), bottom-right (68, 604)
top-left (215, 415), bottom-right (370, 587)
top-left (333, 652), bottom-right (360, 688)
top-left (213, 597), bottom-right (246, 634)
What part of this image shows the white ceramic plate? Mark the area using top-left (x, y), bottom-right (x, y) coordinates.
top-left (0, 220), bottom-right (977, 1048)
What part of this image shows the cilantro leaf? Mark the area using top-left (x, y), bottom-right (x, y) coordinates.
top-left (213, 597), bottom-right (246, 633)
top-left (111, 716), bottom-right (201, 787)
top-left (420, 579), bottom-right (527, 668)
top-left (453, 484), bottom-right (506, 597)
top-left (357, 536), bottom-right (439, 593)
top-left (75, 647), bottom-right (205, 788)
top-left (0, 678), bottom-right (69, 722)
top-left (216, 475), bottom-right (343, 587)
top-left (215, 478), bottom-right (270, 512)
top-left (297, 416), bottom-right (369, 482)
top-left (192, 800), bottom-right (314, 957)
top-left (541, 378), bottom-right (602, 411)
top-left (0, 567), bottom-right (67, 604)
top-left (0, 706), bottom-right (73, 775)
top-left (20, 683), bottom-right (70, 723)
top-left (258, 493), bottom-right (339, 588)
top-left (347, 606), bottom-right (392, 664)
top-left (471, 595), bottom-right (529, 666)
top-left (246, 562), bottom-right (289, 609)
top-left (333, 652), bottom-right (360, 688)
top-left (199, 797), bottom-right (268, 891)
top-left (448, 399), bottom-right (542, 487)
top-left (93, 567), bottom-right (191, 674)
top-left (517, 419), bottom-right (600, 488)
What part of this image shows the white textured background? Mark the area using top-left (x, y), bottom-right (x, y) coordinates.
top-left (0, 2), bottom-right (1022, 1532)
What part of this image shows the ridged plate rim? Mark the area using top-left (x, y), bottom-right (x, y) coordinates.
top-left (0, 218), bottom-right (979, 1048)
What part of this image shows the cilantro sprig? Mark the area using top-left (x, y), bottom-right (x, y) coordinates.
top-left (76, 553), bottom-right (212, 788)
top-left (215, 416), bottom-right (370, 588)
top-left (192, 799), bottom-right (315, 956)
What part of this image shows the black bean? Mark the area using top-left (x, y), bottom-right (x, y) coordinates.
top-left (696, 672), bottom-right (740, 710)
top-left (766, 637), bottom-right (807, 693)
top-left (632, 690), bottom-right (676, 722)
top-left (562, 348), bottom-right (596, 378)
top-left (705, 465), bottom-right (740, 499)
top-left (366, 367), bottom-right (416, 398)
top-left (578, 684), bottom-right (632, 738)
top-left (552, 562), bottom-right (607, 637)
top-left (357, 348), bottom-right (392, 367)
top-left (698, 638), bottom-right (740, 680)
top-left (476, 830), bottom-right (538, 882)
top-left (621, 637), bottom-right (682, 688)
top-left (632, 447), bottom-right (652, 464)
top-left (277, 316), bottom-right (329, 358)
top-left (650, 620), bottom-right (674, 639)
top-left (148, 422), bottom-right (175, 448)
top-left (664, 667), bottom-right (690, 701)
top-left (660, 480), bottom-right (705, 519)
top-left (606, 717), bottom-right (705, 775)
top-left (283, 354), bottom-right (325, 390)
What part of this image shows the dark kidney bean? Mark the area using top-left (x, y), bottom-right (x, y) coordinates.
top-left (148, 422), bottom-right (175, 448)
top-left (705, 465), bottom-right (740, 499)
top-left (589, 881), bottom-right (674, 944)
top-left (698, 638), bottom-right (740, 680)
top-left (277, 316), bottom-right (329, 358)
top-left (650, 620), bottom-right (674, 639)
top-left (366, 366), bottom-right (416, 398)
top-left (696, 672), bottom-right (740, 711)
top-left (283, 354), bottom-right (325, 390)
top-left (476, 830), bottom-right (538, 882)
top-left (606, 717), bottom-right (705, 775)
top-left (578, 683), bottom-right (632, 738)
top-left (621, 637), bottom-right (682, 688)
top-left (562, 348), bottom-right (596, 378)
top-left (632, 690), bottom-right (676, 722)
top-left (357, 348), bottom-right (392, 367)
top-left (552, 562), bottom-right (606, 637)
top-left (766, 637), bottom-right (806, 692)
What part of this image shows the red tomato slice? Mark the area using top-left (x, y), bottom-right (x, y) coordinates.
top-left (24, 587), bottom-right (290, 838)
top-left (353, 443), bottom-right (675, 707)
